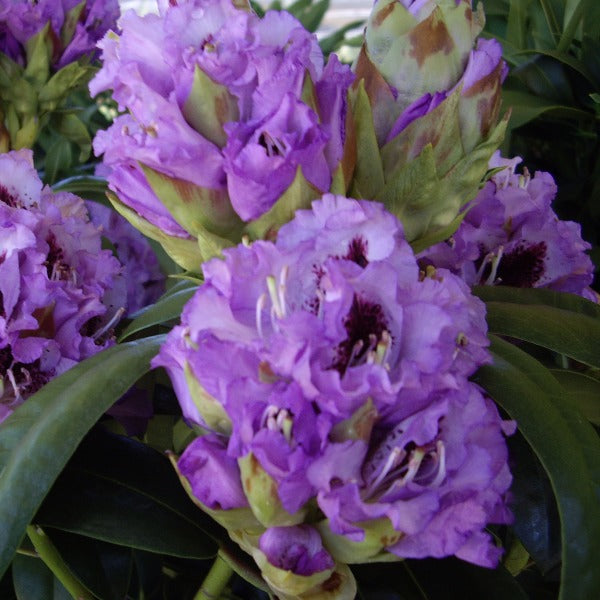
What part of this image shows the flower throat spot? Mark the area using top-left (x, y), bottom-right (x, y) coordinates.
top-left (333, 295), bottom-right (389, 373)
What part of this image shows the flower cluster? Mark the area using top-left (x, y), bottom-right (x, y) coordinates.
top-left (156, 196), bottom-right (513, 597)
top-left (0, 150), bottom-right (125, 422)
top-left (90, 0), bottom-right (353, 267)
top-left (0, 0), bottom-right (119, 68)
top-left (419, 153), bottom-right (596, 299)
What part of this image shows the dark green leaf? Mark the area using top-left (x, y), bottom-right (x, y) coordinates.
top-left (48, 531), bottom-right (133, 600)
top-left (36, 428), bottom-right (220, 558)
top-left (43, 138), bottom-right (72, 185)
top-left (119, 280), bottom-right (198, 342)
top-left (473, 285), bottom-right (600, 319)
top-left (549, 370), bottom-right (600, 425)
top-left (483, 301), bottom-right (600, 367)
top-left (475, 336), bottom-right (600, 600)
top-left (51, 175), bottom-right (110, 205)
top-left (0, 336), bottom-right (165, 579)
top-left (295, 0), bottom-right (329, 33)
top-left (12, 555), bottom-right (71, 600)
top-left (404, 558), bottom-right (529, 600)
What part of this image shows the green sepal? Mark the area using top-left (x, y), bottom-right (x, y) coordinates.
top-left (381, 86), bottom-right (464, 179)
top-left (316, 518), bottom-right (402, 564)
top-left (168, 452), bottom-right (263, 533)
top-left (301, 69), bottom-right (319, 116)
top-left (108, 191), bottom-right (203, 271)
top-left (238, 453), bottom-right (307, 527)
top-left (60, 1), bottom-right (86, 48)
top-left (142, 164), bottom-right (243, 239)
top-left (252, 545), bottom-right (357, 600)
top-left (329, 399), bottom-right (378, 443)
top-left (183, 65), bottom-right (239, 148)
top-left (24, 24), bottom-right (51, 88)
top-left (409, 209), bottom-right (467, 254)
top-left (183, 361), bottom-right (232, 435)
top-left (348, 78), bottom-right (385, 199)
top-left (244, 166), bottom-right (321, 240)
top-left (38, 62), bottom-right (96, 112)
top-left (376, 114), bottom-right (507, 241)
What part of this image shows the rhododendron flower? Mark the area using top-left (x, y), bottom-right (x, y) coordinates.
top-left (419, 153), bottom-right (596, 298)
top-left (0, 151), bottom-right (125, 422)
top-left (157, 196), bottom-right (512, 595)
top-left (90, 0), bottom-right (353, 267)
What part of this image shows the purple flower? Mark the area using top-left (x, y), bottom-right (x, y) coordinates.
top-left (259, 526), bottom-right (334, 576)
top-left (0, 150), bottom-right (125, 421)
top-left (178, 434), bottom-right (249, 511)
top-left (0, 0), bottom-right (119, 67)
top-left (85, 201), bottom-right (165, 314)
top-left (419, 153), bottom-right (596, 298)
top-left (155, 196), bottom-right (511, 574)
top-left (90, 0), bottom-right (353, 261)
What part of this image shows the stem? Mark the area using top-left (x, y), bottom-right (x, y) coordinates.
top-left (26, 525), bottom-right (93, 600)
top-left (194, 553), bottom-right (234, 600)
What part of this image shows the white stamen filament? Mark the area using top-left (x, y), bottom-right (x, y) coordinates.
top-left (6, 368), bottom-right (20, 401)
top-left (266, 275), bottom-right (284, 319)
top-left (256, 293), bottom-right (267, 338)
top-left (402, 448), bottom-right (426, 486)
top-left (366, 446), bottom-right (405, 495)
top-left (92, 307), bottom-right (126, 341)
top-left (278, 265), bottom-right (289, 318)
top-left (485, 246), bottom-right (504, 285)
top-left (429, 441), bottom-right (447, 487)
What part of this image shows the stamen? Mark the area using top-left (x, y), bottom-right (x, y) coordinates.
top-left (429, 441), bottom-right (446, 487)
top-left (266, 275), bottom-right (284, 319)
top-left (256, 293), bottom-right (267, 338)
top-left (484, 246), bottom-right (504, 285)
top-left (401, 448), bottom-right (426, 486)
top-left (92, 307), bottom-right (125, 341)
top-left (278, 265), bottom-right (289, 318)
top-left (375, 330), bottom-right (391, 366)
top-left (6, 368), bottom-right (20, 400)
top-left (366, 447), bottom-right (404, 495)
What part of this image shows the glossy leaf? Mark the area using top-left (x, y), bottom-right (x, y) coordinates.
top-left (35, 429), bottom-right (221, 558)
top-left (52, 175), bottom-right (111, 205)
top-left (549, 370), bottom-right (600, 425)
top-left (0, 336), bottom-right (166, 579)
top-left (475, 335), bottom-right (600, 600)
top-left (47, 531), bottom-right (133, 600)
top-left (473, 285), bottom-right (600, 319)
top-left (119, 280), bottom-right (198, 342)
top-left (12, 555), bottom-right (71, 600)
top-left (482, 301), bottom-right (600, 367)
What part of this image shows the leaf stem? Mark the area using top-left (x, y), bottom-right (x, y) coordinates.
top-left (194, 553), bottom-right (234, 600)
top-left (26, 525), bottom-right (93, 599)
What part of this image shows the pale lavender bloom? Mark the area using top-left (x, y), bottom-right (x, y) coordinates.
top-left (154, 197), bottom-right (511, 568)
top-left (420, 153), bottom-right (596, 297)
top-left (0, 0), bottom-right (118, 67)
top-left (0, 151), bottom-right (125, 422)
top-left (91, 0), bottom-right (353, 233)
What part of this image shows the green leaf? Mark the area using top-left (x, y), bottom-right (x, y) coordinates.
top-left (52, 175), bottom-right (110, 205)
top-left (483, 301), bottom-right (600, 367)
top-left (43, 138), bottom-right (72, 184)
top-left (52, 113), bottom-right (91, 162)
top-left (472, 285), bottom-right (600, 319)
top-left (319, 20), bottom-right (365, 56)
top-left (119, 280), bottom-right (198, 342)
top-left (12, 555), bottom-right (71, 600)
top-left (549, 370), bottom-right (600, 425)
top-left (502, 90), bottom-right (590, 129)
top-left (35, 429), bottom-right (220, 559)
top-left (475, 336), bottom-right (600, 600)
top-left (0, 335), bottom-right (166, 579)
top-left (295, 0), bottom-right (329, 33)
top-left (47, 531), bottom-right (133, 600)
top-left (38, 63), bottom-right (95, 112)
